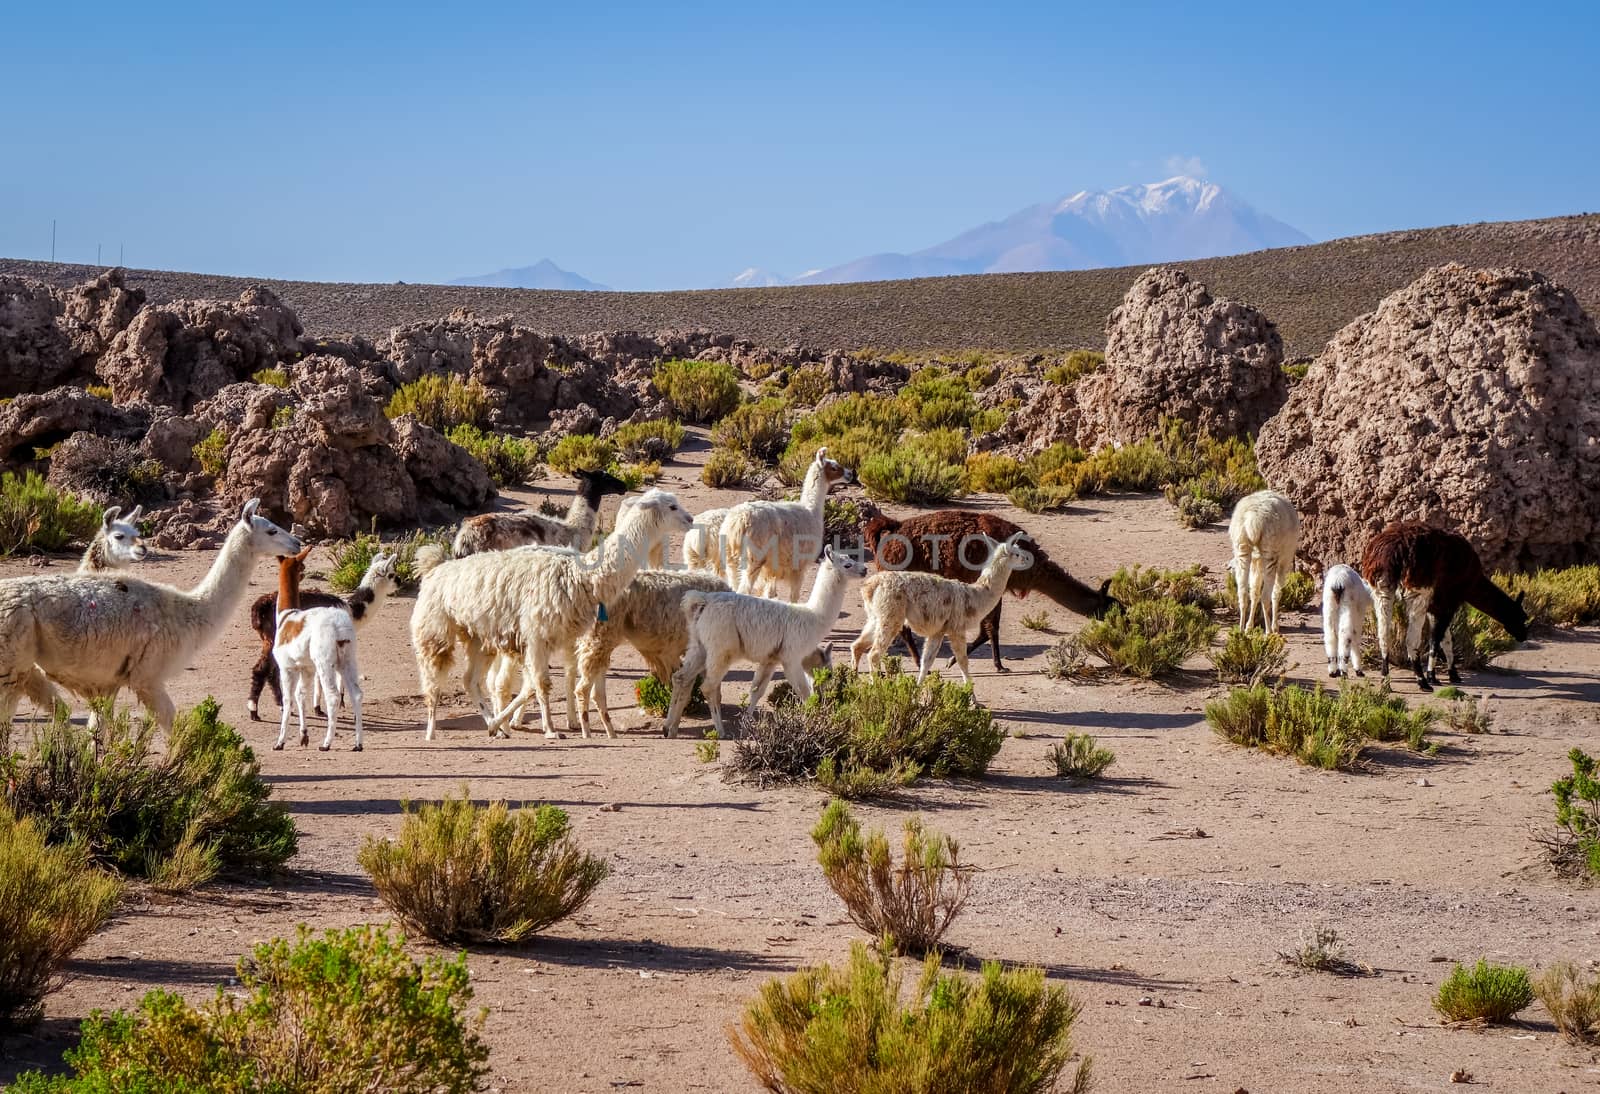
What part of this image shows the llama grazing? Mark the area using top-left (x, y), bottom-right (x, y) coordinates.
top-left (664, 546), bottom-right (868, 739)
top-left (1321, 564), bottom-right (1374, 678)
top-left (1360, 522), bottom-right (1527, 690)
top-left (246, 549), bottom-right (399, 718)
top-left (0, 499), bottom-right (301, 734)
top-left (852, 538), bottom-right (1025, 684)
top-left (861, 511), bottom-right (1117, 671)
top-left (722, 447), bottom-right (853, 600)
top-left (1228, 490), bottom-right (1301, 634)
top-left (78, 506), bottom-right (148, 573)
top-left (271, 574), bottom-right (377, 751)
top-left (570, 568), bottom-right (832, 738)
top-left (452, 467), bottom-right (628, 556)
top-left (412, 490), bottom-right (694, 741)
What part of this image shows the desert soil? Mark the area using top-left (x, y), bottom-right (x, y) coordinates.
top-left (4, 438), bottom-right (1600, 1093)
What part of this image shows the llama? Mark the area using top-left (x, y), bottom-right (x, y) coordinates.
top-left (0, 499), bottom-right (301, 733)
top-left (570, 569), bottom-right (833, 738)
top-left (78, 506), bottom-right (148, 573)
top-left (271, 600), bottom-right (366, 752)
top-left (664, 546), bottom-right (868, 739)
top-left (1321, 564), bottom-right (1374, 678)
top-left (1228, 490), bottom-right (1300, 634)
top-left (246, 549), bottom-right (399, 718)
top-left (852, 538), bottom-right (1025, 684)
top-left (452, 467), bottom-right (628, 556)
top-left (861, 511), bottom-right (1117, 671)
top-left (1361, 522), bottom-right (1527, 690)
top-left (411, 490), bottom-right (693, 741)
top-left (682, 507), bottom-right (731, 577)
top-left (722, 447), bottom-right (853, 600)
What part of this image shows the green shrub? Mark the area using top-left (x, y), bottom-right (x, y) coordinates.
top-left (1044, 636), bottom-right (1091, 680)
top-left (1050, 734), bottom-right (1115, 780)
top-left (1277, 926), bottom-right (1371, 977)
top-left (1079, 598), bottom-right (1216, 679)
top-left (1501, 565), bottom-right (1600, 627)
top-left (1007, 483), bottom-right (1076, 514)
top-left (811, 801), bottom-right (968, 954)
top-left (385, 373), bottom-right (493, 431)
top-left (1042, 349), bottom-right (1105, 386)
top-left (696, 732), bottom-right (721, 764)
top-left (8, 925), bottom-right (488, 1093)
top-left (84, 384), bottom-right (115, 401)
top-left (1107, 563), bottom-right (1218, 612)
top-left (545, 433), bottom-right (617, 475)
top-left (1209, 628), bottom-right (1288, 686)
top-left (1535, 963), bottom-right (1600, 1044)
top-left (1276, 570), bottom-right (1315, 612)
top-left (730, 940), bottom-right (1089, 1094)
top-left (731, 665), bottom-right (1004, 798)
top-left (858, 446), bottom-right (964, 504)
top-left (1, 700), bottom-right (295, 889)
top-left (964, 452), bottom-right (1033, 495)
top-left (636, 673), bottom-right (707, 717)
top-left (1020, 609), bottom-right (1052, 632)
top-left (1433, 960), bottom-right (1533, 1023)
top-left (192, 426), bottom-right (228, 478)
top-left (1283, 360), bottom-right (1311, 382)
top-left (328, 528), bottom-right (449, 592)
top-left (711, 398), bottom-right (790, 462)
top-left (612, 418), bottom-right (687, 462)
top-left (702, 448), bottom-right (764, 489)
top-left (0, 810), bottom-right (123, 1030)
top-left (444, 424), bottom-right (541, 487)
top-left (654, 358), bottom-right (742, 423)
top-left (251, 367), bottom-right (289, 388)
top-left (1541, 748), bottom-right (1600, 878)
top-left (784, 364), bottom-right (834, 407)
top-left (612, 460), bottom-right (659, 490)
top-left (1172, 490), bottom-right (1224, 528)
top-left (823, 496), bottom-right (873, 545)
top-left (780, 393), bottom-right (906, 484)
top-left (1205, 681), bottom-right (1435, 770)
top-left (0, 471), bottom-right (103, 555)
top-left (359, 789), bottom-right (607, 945)
top-left (270, 405), bottom-right (294, 429)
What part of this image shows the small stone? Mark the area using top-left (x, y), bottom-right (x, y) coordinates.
top-left (598, 803), bottom-right (621, 813)
top-left (1416, 778), bottom-right (1431, 787)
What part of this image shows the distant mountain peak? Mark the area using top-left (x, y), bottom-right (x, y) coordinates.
top-left (725, 266), bottom-right (789, 289)
top-left (448, 259), bottom-right (608, 291)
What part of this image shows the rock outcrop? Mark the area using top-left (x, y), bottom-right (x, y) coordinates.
top-left (97, 287), bottom-right (303, 410)
top-left (0, 388), bottom-right (150, 467)
top-left (1077, 266), bottom-right (1286, 447)
top-left (0, 278), bottom-right (74, 396)
top-left (1256, 264), bottom-right (1600, 571)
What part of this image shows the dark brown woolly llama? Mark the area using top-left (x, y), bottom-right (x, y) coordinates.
top-left (1360, 521), bottom-right (1528, 690)
top-left (861, 510), bottom-right (1117, 672)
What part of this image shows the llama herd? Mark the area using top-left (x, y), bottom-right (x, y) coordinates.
top-left (0, 452), bottom-right (1537, 753)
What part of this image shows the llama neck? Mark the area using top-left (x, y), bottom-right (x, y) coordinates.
top-left (190, 522), bottom-right (265, 637)
top-left (1467, 574), bottom-right (1524, 634)
top-left (277, 559), bottom-right (302, 611)
top-left (1014, 546), bottom-right (1102, 613)
top-left (799, 462), bottom-right (831, 519)
top-left (805, 563), bottom-right (851, 627)
top-left (565, 490), bottom-right (600, 544)
top-left (976, 557), bottom-right (1019, 602)
top-left (78, 536), bottom-right (109, 574)
top-left (587, 519), bottom-right (654, 604)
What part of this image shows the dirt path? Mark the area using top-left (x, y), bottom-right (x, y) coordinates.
top-left (4, 449), bottom-right (1600, 1092)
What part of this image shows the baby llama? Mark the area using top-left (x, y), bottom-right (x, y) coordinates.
top-left (1320, 564), bottom-right (1374, 678)
top-left (664, 545), bottom-right (868, 739)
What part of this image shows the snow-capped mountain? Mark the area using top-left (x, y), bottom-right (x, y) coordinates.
top-left (781, 177), bottom-right (1311, 285)
top-left (725, 266), bottom-right (789, 288)
top-left (448, 258), bottom-right (609, 291)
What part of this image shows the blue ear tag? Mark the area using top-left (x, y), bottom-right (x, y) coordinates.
top-left (597, 603), bottom-right (608, 623)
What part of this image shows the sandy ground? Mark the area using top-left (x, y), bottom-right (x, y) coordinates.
top-left (4, 443), bottom-right (1600, 1092)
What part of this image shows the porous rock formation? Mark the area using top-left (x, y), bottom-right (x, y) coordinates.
top-left (1256, 264), bottom-right (1600, 572)
top-left (1076, 266), bottom-right (1286, 447)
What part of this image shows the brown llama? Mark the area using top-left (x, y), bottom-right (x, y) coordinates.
top-left (861, 511), bottom-right (1118, 672)
top-left (1360, 521), bottom-right (1528, 690)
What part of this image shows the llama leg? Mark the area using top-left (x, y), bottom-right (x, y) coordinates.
top-left (1403, 589), bottom-right (1432, 689)
top-left (1443, 618), bottom-right (1459, 684)
top-left (1323, 601), bottom-right (1340, 677)
top-left (664, 643), bottom-right (708, 739)
top-left (0, 689), bottom-right (16, 754)
top-left (916, 630), bottom-right (941, 683)
top-left (746, 662), bottom-right (777, 711)
top-left (133, 684), bottom-right (176, 732)
top-left (1371, 588), bottom-right (1393, 676)
top-left (418, 650), bottom-right (449, 742)
top-left (897, 625), bottom-right (922, 663)
top-left (530, 646), bottom-right (560, 741)
top-left (344, 665), bottom-right (364, 752)
top-left (560, 649), bottom-right (583, 738)
top-left (851, 619), bottom-right (876, 672)
top-left (700, 663), bottom-right (731, 739)
top-left (248, 646), bottom-right (277, 720)
top-left (1346, 617), bottom-right (1365, 677)
top-left (1268, 568), bottom-right (1284, 635)
top-left (950, 633), bottom-right (974, 686)
top-left (317, 664), bottom-right (341, 752)
top-left (273, 665), bottom-right (293, 750)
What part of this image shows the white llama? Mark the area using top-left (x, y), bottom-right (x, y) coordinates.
top-left (78, 505), bottom-right (148, 573)
top-left (722, 447), bottom-right (853, 600)
top-left (852, 537), bottom-right (1024, 684)
top-left (664, 546), bottom-right (868, 739)
top-left (272, 556), bottom-right (389, 751)
top-left (0, 499), bottom-right (301, 734)
top-left (682, 507), bottom-right (731, 577)
top-left (1228, 490), bottom-right (1300, 634)
top-left (1321, 563), bottom-right (1374, 678)
top-left (411, 490), bottom-right (693, 741)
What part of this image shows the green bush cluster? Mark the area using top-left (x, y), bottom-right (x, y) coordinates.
top-left (1209, 628), bottom-right (1289, 686)
top-left (445, 423), bottom-right (541, 487)
top-left (545, 433), bottom-right (617, 475)
top-left (612, 418), bottom-right (687, 461)
top-left (1206, 682), bottom-right (1436, 770)
top-left (1050, 734), bottom-right (1116, 780)
top-left (635, 673), bottom-right (707, 717)
top-left (0, 471), bottom-right (103, 555)
top-left (702, 448), bottom-right (764, 489)
top-left (192, 426), bottom-right (229, 478)
top-left (384, 373), bottom-right (493, 431)
top-left (1042, 349), bottom-right (1105, 386)
top-left (1, 700), bottom-right (295, 890)
top-left (1535, 963), bottom-right (1600, 1043)
top-left (359, 789), bottom-right (607, 945)
top-left (858, 445), bottom-right (965, 504)
top-left (654, 358), bottom-right (742, 422)
top-left (730, 665), bottom-right (1005, 799)
top-left (9, 925), bottom-right (489, 1093)
top-left (1433, 960), bottom-right (1533, 1023)
top-left (1501, 565), bottom-right (1600, 627)
top-left (730, 941), bottom-right (1089, 1094)
top-left (328, 528), bottom-right (450, 593)
top-left (1079, 599), bottom-right (1216, 679)
top-left (1107, 563), bottom-right (1218, 612)
top-left (711, 397), bottom-right (791, 462)
top-left (1543, 748), bottom-right (1600, 878)
top-left (250, 367), bottom-right (289, 388)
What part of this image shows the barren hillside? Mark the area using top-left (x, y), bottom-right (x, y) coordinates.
top-left (4, 214), bottom-right (1598, 357)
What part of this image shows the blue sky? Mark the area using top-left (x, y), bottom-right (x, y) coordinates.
top-left (3, 0), bottom-right (1596, 289)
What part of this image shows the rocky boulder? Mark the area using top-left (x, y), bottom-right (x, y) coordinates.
top-left (0, 388), bottom-right (149, 467)
top-left (57, 268), bottom-right (146, 366)
top-left (1256, 264), bottom-right (1600, 571)
top-left (97, 287), bottom-right (303, 410)
top-left (0, 278), bottom-right (74, 396)
top-left (1077, 266), bottom-right (1286, 447)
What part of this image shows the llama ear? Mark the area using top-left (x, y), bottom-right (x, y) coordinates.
top-left (102, 506), bottom-right (122, 530)
top-left (241, 498), bottom-right (261, 523)
top-left (816, 446), bottom-right (829, 463)
top-left (1098, 578), bottom-right (1113, 597)
top-left (294, 545), bottom-right (314, 562)
top-left (126, 505), bottom-right (143, 524)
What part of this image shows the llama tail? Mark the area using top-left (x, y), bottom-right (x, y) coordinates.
top-left (414, 544), bottom-right (449, 577)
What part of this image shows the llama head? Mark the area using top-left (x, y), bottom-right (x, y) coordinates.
top-left (1093, 577), bottom-right (1122, 620)
top-left (620, 489), bottom-right (694, 542)
top-left (239, 498), bottom-right (304, 558)
top-left (575, 466), bottom-right (631, 503)
top-left (363, 550), bottom-right (400, 596)
top-left (822, 545), bottom-right (869, 581)
top-left (814, 446), bottom-right (855, 488)
top-left (278, 544), bottom-right (313, 584)
top-left (1502, 590), bottom-right (1530, 642)
top-left (100, 505), bottom-right (149, 565)
top-left (803, 642), bottom-right (834, 671)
